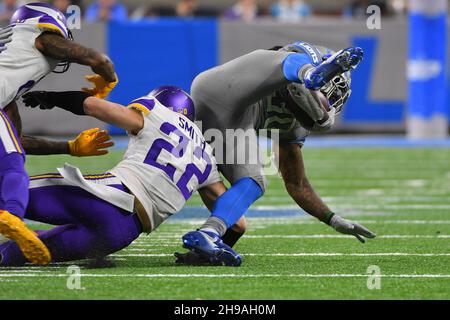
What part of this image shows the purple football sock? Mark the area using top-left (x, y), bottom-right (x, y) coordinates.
top-left (1, 225), bottom-right (98, 266)
top-left (0, 153), bottom-right (29, 219)
top-left (0, 240), bottom-right (27, 266)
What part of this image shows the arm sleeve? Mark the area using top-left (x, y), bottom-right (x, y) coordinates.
top-left (24, 91), bottom-right (91, 115)
top-left (52, 91), bottom-right (92, 115)
top-left (191, 49), bottom-right (310, 111)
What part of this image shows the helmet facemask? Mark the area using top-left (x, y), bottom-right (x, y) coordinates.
top-left (320, 73), bottom-right (351, 114)
top-left (273, 42), bottom-right (352, 114)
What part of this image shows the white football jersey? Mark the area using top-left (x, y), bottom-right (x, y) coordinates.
top-left (0, 4), bottom-right (70, 109)
top-left (111, 96), bottom-right (221, 231)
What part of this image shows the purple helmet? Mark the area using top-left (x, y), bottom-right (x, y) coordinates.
top-left (11, 3), bottom-right (70, 39)
top-left (150, 86), bottom-right (196, 121)
top-left (10, 2), bottom-right (73, 73)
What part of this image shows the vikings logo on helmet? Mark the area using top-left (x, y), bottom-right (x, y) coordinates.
top-left (149, 86), bottom-right (196, 121)
top-left (10, 2), bottom-right (74, 73)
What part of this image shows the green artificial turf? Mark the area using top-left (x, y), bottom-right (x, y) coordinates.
top-left (1, 147), bottom-right (449, 299)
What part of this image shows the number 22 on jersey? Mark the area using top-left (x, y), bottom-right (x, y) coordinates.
top-left (144, 122), bottom-right (212, 200)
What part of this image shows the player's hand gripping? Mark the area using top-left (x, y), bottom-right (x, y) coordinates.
top-left (304, 47), bottom-right (363, 90)
top-left (82, 74), bottom-right (118, 99)
top-left (329, 214), bottom-right (376, 243)
top-left (23, 91), bottom-right (55, 110)
top-left (0, 27), bottom-right (13, 53)
top-left (68, 128), bottom-right (114, 157)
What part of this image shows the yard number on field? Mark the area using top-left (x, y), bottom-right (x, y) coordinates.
top-left (367, 265), bottom-right (382, 290)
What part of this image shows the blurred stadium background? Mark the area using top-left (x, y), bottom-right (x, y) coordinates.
top-left (1, 0), bottom-right (448, 140)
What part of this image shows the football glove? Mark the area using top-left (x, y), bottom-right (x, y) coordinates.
top-left (0, 27), bottom-right (12, 54)
top-left (312, 106), bottom-right (336, 132)
top-left (68, 128), bottom-right (114, 157)
top-left (23, 91), bottom-right (91, 115)
top-left (22, 91), bottom-right (55, 110)
top-left (82, 74), bottom-right (118, 99)
top-left (304, 47), bottom-right (363, 90)
top-left (329, 214), bottom-right (376, 243)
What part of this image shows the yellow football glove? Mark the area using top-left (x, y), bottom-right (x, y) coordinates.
top-left (68, 128), bottom-right (114, 157)
top-left (81, 73), bottom-right (118, 99)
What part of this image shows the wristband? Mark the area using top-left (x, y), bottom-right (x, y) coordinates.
top-left (324, 211), bottom-right (335, 225)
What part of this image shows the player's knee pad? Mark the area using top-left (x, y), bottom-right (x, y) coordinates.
top-left (0, 153), bottom-right (29, 217)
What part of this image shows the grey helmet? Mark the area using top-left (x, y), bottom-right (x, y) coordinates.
top-left (280, 42), bottom-right (352, 113)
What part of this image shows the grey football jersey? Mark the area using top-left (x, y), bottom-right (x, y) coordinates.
top-left (252, 90), bottom-right (310, 145)
top-left (191, 49), bottom-right (313, 191)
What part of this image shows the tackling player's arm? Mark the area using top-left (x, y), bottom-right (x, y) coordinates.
top-left (4, 101), bottom-right (112, 156)
top-left (22, 92), bottom-right (144, 133)
top-left (34, 32), bottom-right (116, 82)
top-left (21, 135), bottom-right (69, 155)
top-left (21, 128), bottom-right (113, 156)
top-left (83, 96), bottom-right (144, 134)
top-left (277, 143), bottom-right (376, 242)
top-left (3, 102), bottom-right (65, 154)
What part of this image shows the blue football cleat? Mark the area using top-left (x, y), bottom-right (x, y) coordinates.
top-left (181, 230), bottom-right (242, 267)
top-left (304, 47), bottom-right (363, 90)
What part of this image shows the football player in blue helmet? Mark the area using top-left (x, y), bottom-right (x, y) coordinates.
top-left (176, 41), bottom-right (375, 266)
top-left (0, 3), bottom-right (118, 265)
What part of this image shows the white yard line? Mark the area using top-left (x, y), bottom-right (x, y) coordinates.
top-left (110, 252), bottom-right (450, 258)
top-left (159, 219), bottom-right (450, 226)
top-left (0, 279), bottom-right (19, 282)
top-left (245, 219), bottom-right (450, 225)
top-left (129, 243), bottom-right (179, 248)
top-left (246, 253), bottom-right (450, 257)
top-left (224, 204), bottom-right (450, 212)
top-left (1, 273), bottom-right (450, 279)
top-left (260, 197), bottom-right (450, 204)
top-left (339, 205), bottom-right (450, 210)
top-left (252, 204), bottom-right (450, 210)
top-left (133, 234), bottom-right (450, 241)
top-left (133, 233), bottom-right (450, 242)
top-left (241, 234), bottom-right (450, 239)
